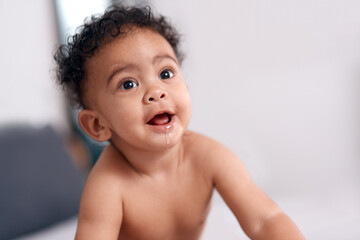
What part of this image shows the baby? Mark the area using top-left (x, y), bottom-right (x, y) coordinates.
top-left (54, 4), bottom-right (304, 240)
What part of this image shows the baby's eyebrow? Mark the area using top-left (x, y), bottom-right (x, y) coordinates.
top-left (107, 64), bottom-right (137, 86)
top-left (153, 54), bottom-right (178, 65)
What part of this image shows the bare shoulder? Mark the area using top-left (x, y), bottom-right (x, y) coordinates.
top-left (182, 130), bottom-right (241, 182)
top-left (182, 131), bottom-right (305, 239)
top-left (83, 144), bottom-right (129, 195)
top-left (76, 144), bottom-right (128, 239)
top-left (183, 130), bottom-right (229, 154)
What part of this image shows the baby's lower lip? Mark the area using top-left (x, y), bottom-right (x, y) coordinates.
top-left (147, 115), bottom-right (175, 132)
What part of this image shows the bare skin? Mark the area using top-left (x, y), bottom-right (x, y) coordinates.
top-left (75, 27), bottom-right (305, 240)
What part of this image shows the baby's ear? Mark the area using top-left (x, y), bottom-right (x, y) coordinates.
top-left (78, 109), bottom-right (112, 142)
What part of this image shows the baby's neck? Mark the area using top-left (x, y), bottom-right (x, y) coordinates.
top-left (110, 140), bottom-right (184, 178)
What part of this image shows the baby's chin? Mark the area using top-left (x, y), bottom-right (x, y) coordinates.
top-left (108, 127), bottom-right (185, 153)
top-left (144, 125), bottom-right (186, 151)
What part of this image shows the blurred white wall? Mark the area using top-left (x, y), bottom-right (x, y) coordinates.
top-left (0, 0), bottom-right (66, 131)
top-left (55, 0), bottom-right (110, 43)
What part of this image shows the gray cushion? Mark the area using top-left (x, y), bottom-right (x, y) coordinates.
top-left (0, 126), bottom-right (84, 240)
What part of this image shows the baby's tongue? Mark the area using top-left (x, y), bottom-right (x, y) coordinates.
top-left (148, 113), bottom-right (169, 125)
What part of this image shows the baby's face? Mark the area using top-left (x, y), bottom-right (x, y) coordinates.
top-left (82, 27), bottom-right (191, 151)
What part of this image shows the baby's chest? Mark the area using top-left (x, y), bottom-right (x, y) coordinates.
top-left (119, 175), bottom-right (213, 240)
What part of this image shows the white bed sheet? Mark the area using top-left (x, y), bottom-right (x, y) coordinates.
top-left (14, 188), bottom-right (360, 240)
top-left (14, 217), bottom-right (78, 240)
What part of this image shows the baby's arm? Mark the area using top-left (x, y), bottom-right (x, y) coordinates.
top-left (205, 138), bottom-right (305, 239)
top-left (75, 166), bottom-right (123, 239)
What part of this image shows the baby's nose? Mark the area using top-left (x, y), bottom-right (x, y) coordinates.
top-left (143, 87), bottom-right (168, 104)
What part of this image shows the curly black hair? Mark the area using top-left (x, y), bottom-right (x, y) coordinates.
top-left (54, 3), bottom-right (183, 109)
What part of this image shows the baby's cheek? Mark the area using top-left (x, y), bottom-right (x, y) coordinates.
top-left (182, 91), bottom-right (192, 111)
top-left (184, 90), bottom-right (192, 109)
top-left (180, 94), bottom-right (192, 124)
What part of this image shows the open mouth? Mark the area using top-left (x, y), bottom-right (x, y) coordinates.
top-left (147, 112), bottom-right (173, 126)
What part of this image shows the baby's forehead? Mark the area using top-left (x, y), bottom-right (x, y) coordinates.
top-left (86, 27), bottom-right (176, 66)
top-left (88, 27), bottom-right (161, 56)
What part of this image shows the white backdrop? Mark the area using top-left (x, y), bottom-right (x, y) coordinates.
top-left (1, 0), bottom-right (359, 239)
top-left (0, 0), bottom-right (66, 130)
top-left (151, 1), bottom-right (360, 239)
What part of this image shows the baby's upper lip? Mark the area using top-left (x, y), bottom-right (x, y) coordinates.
top-left (146, 109), bottom-right (174, 124)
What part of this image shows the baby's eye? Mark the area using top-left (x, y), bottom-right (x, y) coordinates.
top-left (120, 80), bottom-right (138, 90)
top-left (159, 69), bottom-right (174, 80)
